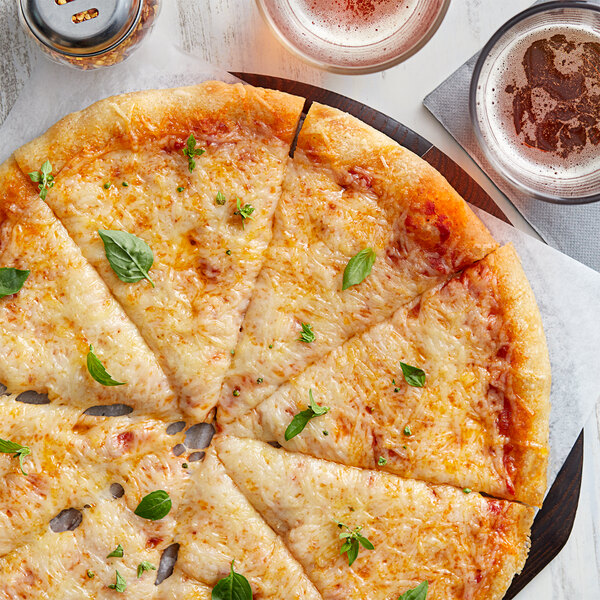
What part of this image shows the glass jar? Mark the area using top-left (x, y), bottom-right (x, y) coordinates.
top-left (19, 0), bottom-right (161, 70)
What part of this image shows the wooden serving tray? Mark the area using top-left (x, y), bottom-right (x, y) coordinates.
top-left (234, 73), bottom-right (584, 599)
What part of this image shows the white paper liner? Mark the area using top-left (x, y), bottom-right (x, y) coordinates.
top-left (2, 1), bottom-right (600, 496)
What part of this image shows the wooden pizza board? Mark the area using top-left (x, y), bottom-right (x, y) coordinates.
top-left (233, 72), bottom-right (584, 599)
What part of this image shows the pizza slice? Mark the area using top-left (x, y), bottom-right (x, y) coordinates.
top-left (174, 447), bottom-right (322, 600)
top-left (14, 82), bottom-right (305, 421)
top-left (0, 158), bottom-right (177, 417)
top-left (223, 244), bottom-right (550, 507)
top-left (215, 435), bottom-right (534, 600)
top-left (219, 102), bottom-right (498, 423)
top-left (0, 498), bottom-right (189, 600)
top-left (0, 395), bottom-right (189, 558)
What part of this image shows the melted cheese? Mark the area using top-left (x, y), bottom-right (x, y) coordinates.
top-left (0, 499), bottom-right (180, 600)
top-left (219, 104), bottom-right (497, 423)
top-left (0, 396), bottom-right (189, 558)
top-left (175, 448), bottom-right (322, 599)
top-left (16, 98), bottom-right (301, 422)
top-left (0, 160), bottom-right (177, 417)
top-left (216, 435), bottom-right (534, 600)
top-left (224, 247), bottom-right (545, 504)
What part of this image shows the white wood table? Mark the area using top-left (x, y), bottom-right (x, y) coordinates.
top-left (1, 0), bottom-right (599, 597)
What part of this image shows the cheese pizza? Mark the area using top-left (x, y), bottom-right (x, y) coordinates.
top-left (0, 159), bottom-right (177, 417)
top-left (14, 82), bottom-right (304, 421)
top-left (219, 102), bottom-right (498, 424)
top-left (223, 244), bottom-right (550, 506)
top-left (216, 435), bottom-right (535, 600)
top-left (174, 447), bottom-right (322, 599)
top-left (0, 395), bottom-right (188, 559)
top-left (0, 81), bottom-right (552, 600)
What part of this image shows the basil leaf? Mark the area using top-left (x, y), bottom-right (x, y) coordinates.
top-left (108, 570), bottom-right (127, 592)
top-left (308, 389), bottom-right (328, 416)
top-left (28, 160), bottom-right (54, 201)
top-left (107, 544), bottom-right (124, 558)
top-left (346, 538), bottom-right (359, 566)
top-left (233, 198), bottom-right (255, 228)
top-left (98, 230), bottom-right (155, 287)
top-left (212, 561), bottom-right (253, 600)
top-left (336, 521), bottom-right (374, 566)
top-left (137, 561), bottom-right (156, 578)
top-left (399, 362), bottom-right (426, 388)
top-left (298, 323), bottom-right (315, 343)
top-left (134, 490), bottom-right (172, 521)
top-left (0, 437), bottom-right (31, 475)
top-left (87, 345), bottom-right (126, 387)
top-left (0, 268), bottom-right (30, 299)
top-left (398, 581), bottom-right (428, 600)
top-left (284, 409), bottom-right (314, 441)
top-left (183, 134), bottom-right (205, 173)
top-left (342, 248), bottom-right (376, 290)
top-left (284, 389), bottom-right (329, 441)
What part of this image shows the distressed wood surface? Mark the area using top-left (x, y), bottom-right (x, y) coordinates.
top-left (0, 1), bottom-right (599, 597)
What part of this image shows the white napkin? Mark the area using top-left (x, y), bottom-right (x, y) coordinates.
top-left (2, 0), bottom-right (600, 492)
top-left (424, 0), bottom-right (600, 273)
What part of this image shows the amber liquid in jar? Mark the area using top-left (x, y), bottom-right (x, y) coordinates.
top-left (486, 25), bottom-right (600, 180)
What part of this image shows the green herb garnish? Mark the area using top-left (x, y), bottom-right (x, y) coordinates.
top-left (397, 581), bottom-right (428, 600)
top-left (87, 570), bottom-right (95, 579)
top-left (378, 456), bottom-right (387, 466)
top-left (342, 248), bottom-right (376, 290)
top-left (0, 268), bottom-right (30, 299)
top-left (108, 570), bottom-right (127, 592)
top-left (212, 560), bottom-right (253, 600)
top-left (399, 362), bottom-right (426, 388)
top-left (98, 230), bottom-right (155, 287)
top-left (103, 182), bottom-right (111, 189)
top-left (28, 160), bottom-right (54, 200)
top-left (137, 561), bottom-right (157, 578)
top-left (107, 544), bottom-right (124, 558)
top-left (134, 490), bottom-right (172, 521)
top-left (87, 345), bottom-right (126, 387)
top-left (404, 425), bottom-right (412, 436)
top-left (233, 198), bottom-right (255, 228)
top-left (0, 438), bottom-right (31, 475)
top-left (215, 191), bottom-right (227, 205)
top-left (298, 323), bottom-right (315, 343)
top-left (183, 134), bottom-right (205, 173)
top-left (336, 521), bottom-right (374, 566)
top-left (177, 186), bottom-right (185, 193)
top-left (284, 389), bottom-right (329, 441)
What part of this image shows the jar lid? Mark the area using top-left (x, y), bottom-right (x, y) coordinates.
top-left (20, 0), bottom-right (142, 57)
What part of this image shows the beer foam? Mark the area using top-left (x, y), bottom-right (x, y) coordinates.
top-left (480, 24), bottom-right (600, 181)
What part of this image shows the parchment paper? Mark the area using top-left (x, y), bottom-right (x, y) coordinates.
top-left (2, 1), bottom-right (600, 493)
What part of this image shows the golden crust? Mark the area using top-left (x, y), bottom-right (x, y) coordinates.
top-left (480, 243), bottom-right (551, 506)
top-left (298, 102), bottom-right (498, 268)
top-left (15, 81), bottom-right (305, 174)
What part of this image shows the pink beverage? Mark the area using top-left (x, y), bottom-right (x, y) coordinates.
top-left (257, 0), bottom-right (449, 72)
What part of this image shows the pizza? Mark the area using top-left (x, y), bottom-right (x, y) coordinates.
top-left (174, 448), bottom-right (322, 599)
top-left (224, 243), bottom-right (550, 507)
top-left (218, 101), bottom-right (498, 424)
top-left (0, 82), bottom-right (551, 600)
top-left (14, 82), bottom-right (304, 422)
top-left (0, 159), bottom-right (177, 418)
top-left (216, 435), bottom-right (535, 600)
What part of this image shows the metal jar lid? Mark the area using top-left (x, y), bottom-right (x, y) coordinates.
top-left (20, 0), bottom-right (143, 57)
